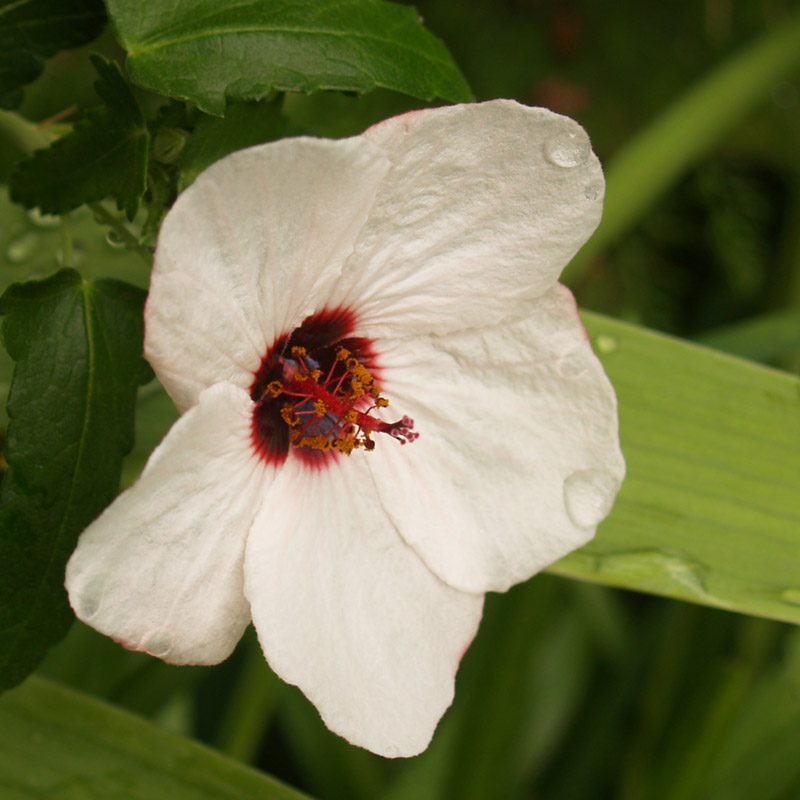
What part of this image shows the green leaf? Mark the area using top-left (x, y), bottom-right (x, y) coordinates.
top-left (104, 0), bottom-right (473, 115)
top-left (179, 100), bottom-right (288, 191)
top-left (696, 309), bottom-right (800, 364)
top-left (564, 11), bottom-right (800, 282)
top-left (0, 0), bottom-right (106, 109)
top-left (0, 676), bottom-right (312, 799)
top-left (548, 312), bottom-right (800, 624)
top-left (0, 269), bottom-right (151, 692)
top-left (10, 54), bottom-right (149, 220)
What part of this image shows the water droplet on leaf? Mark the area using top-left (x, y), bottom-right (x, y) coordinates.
top-left (105, 229), bottom-right (127, 248)
top-left (780, 588), bottom-right (800, 606)
top-left (27, 208), bottom-right (60, 228)
top-left (563, 469), bottom-right (620, 529)
top-left (544, 130), bottom-right (591, 168)
top-left (594, 334), bottom-right (618, 354)
top-left (6, 232), bottom-right (38, 263)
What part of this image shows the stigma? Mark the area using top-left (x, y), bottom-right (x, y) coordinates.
top-left (249, 307), bottom-right (418, 466)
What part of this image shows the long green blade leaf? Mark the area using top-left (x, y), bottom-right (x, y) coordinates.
top-left (549, 312), bottom-right (800, 624)
top-left (0, 676), bottom-right (311, 799)
top-left (564, 12), bottom-right (800, 281)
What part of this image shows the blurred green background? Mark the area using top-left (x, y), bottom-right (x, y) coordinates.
top-left (3, 1), bottom-right (800, 799)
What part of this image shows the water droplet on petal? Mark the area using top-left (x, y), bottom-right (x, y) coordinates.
top-left (142, 631), bottom-right (173, 658)
top-left (74, 579), bottom-right (103, 618)
top-left (594, 334), bottom-right (618, 354)
top-left (556, 348), bottom-right (592, 379)
top-left (563, 469), bottom-right (620, 529)
top-left (544, 129), bottom-right (591, 168)
top-left (584, 177), bottom-right (604, 202)
top-left (6, 232), bottom-right (39, 263)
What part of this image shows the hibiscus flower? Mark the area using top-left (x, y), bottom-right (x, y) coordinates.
top-left (65, 100), bottom-right (625, 758)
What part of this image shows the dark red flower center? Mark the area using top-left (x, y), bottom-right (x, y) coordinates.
top-left (249, 307), bottom-right (417, 467)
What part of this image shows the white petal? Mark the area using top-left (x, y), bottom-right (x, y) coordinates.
top-left (329, 100), bottom-right (604, 337)
top-left (147, 137), bottom-right (392, 412)
top-left (244, 458), bottom-right (483, 758)
top-left (66, 383), bottom-right (269, 665)
top-left (368, 283), bottom-right (625, 594)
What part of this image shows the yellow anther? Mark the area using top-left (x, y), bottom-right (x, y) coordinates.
top-left (267, 380), bottom-right (283, 397)
top-left (280, 407), bottom-right (299, 427)
top-left (375, 397), bottom-right (389, 408)
top-left (314, 399), bottom-right (327, 417)
top-left (336, 347), bottom-right (350, 361)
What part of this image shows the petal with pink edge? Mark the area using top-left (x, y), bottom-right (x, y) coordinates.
top-left (330, 100), bottom-right (604, 337)
top-left (147, 137), bottom-right (391, 412)
top-left (244, 457), bottom-right (483, 758)
top-left (367, 283), bottom-right (625, 594)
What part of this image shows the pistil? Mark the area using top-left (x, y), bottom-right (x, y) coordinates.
top-left (250, 308), bottom-right (418, 466)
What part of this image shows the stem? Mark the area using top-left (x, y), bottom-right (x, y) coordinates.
top-left (565, 11), bottom-right (800, 283)
top-left (88, 202), bottom-right (153, 266)
top-left (214, 636), bottom-right (282, 763)
top-left (60, 213), bottom-right (74, 268)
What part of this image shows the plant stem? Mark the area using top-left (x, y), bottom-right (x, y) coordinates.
top-left (88, 202), bottom-right (153, 266)
top-left (60, 213), bottom-right (74, 268)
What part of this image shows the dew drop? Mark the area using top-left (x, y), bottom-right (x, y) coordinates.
top-left (27, 208), bottom-right (60, 228)
top-left (594, 334), bottom-right (618, 354)
top-left (105, 229), bottom-right (127, 248)
top-left (143, 631), bottom-right (173, 658)
top-left (544, 129), bottom-right (591, 168)
top-left (557, 348), bottom-right (592, 379)
top-left (57, 245), bottom-right (85, 266)
top-left (584, 177), bottom-right (604, 202)
top-left (6, 232), bottom-right (38, 263)
top-left (75, 578), bottom-right (103, 618)
top-left (563, 469), bottom-right (620, 529)
top-left (780, 588), bottom-right (800, 606)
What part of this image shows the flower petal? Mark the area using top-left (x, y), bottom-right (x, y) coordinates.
top-left (330, 100), bottom-right (604, 337)
top-left (147, 137), bottom-right (392, 412)
top-left (244, 457), bottom-right (483, 758)
top-left (66, 383), bottom-right (268, 665)
top-left (368, 283), bottom-right (625, 594)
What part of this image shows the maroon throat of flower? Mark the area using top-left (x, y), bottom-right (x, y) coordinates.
top-left (249, 307), bottom-right (418, 467)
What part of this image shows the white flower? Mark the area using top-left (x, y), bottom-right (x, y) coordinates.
top-left (65, 100), bottom-right (624, 758)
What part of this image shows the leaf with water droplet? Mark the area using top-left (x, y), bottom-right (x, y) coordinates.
top-left (0, 268), bottom-right (152, 692)
top-left (10, 55), bottom-right (148, 220)
top-left (551, 312), bottom-right (800, 626)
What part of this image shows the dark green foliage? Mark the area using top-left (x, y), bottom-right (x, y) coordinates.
top-left (0, 269), bottom-right (151, 692)
top-left (104, 0), bottom-right (473, 115)
top-left (0, 0), bottom-right (106, 109)
top-left (10, 55), bottom-right (148, 220)
top-left (179, 99), bottom-right (288, 191)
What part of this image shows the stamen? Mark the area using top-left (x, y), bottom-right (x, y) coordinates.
top-left (250, 307), bottom-right (419, 465)
top-left (269, 347), bottom-right (417, 455)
